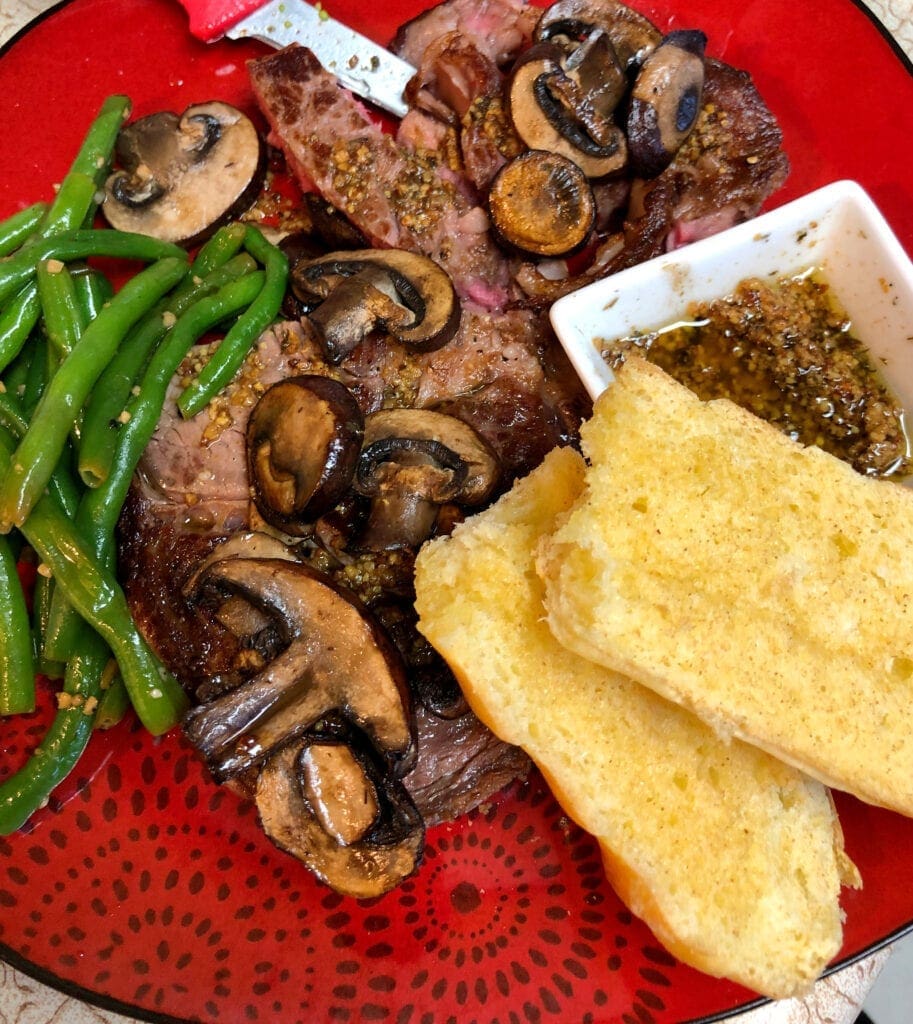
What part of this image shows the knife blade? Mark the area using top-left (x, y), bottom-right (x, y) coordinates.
top-left (177, 0), bottom-right (416, 117)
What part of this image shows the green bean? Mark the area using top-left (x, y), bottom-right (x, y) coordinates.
top-left (1, 340), bottom-right (33, 403)
top-left (32, 572), bottom-right (65, 680)
top-left (56, 273), bottom-right (267, 665)
top-left (94, 670), bottom-right (130, 731)
top-left (38, 95), bottom-right (131, 238)
top-left (37, 259), bottom-right (85, 364)
top-left (0, 283), bottom-right (41, 374)
top-left (191, 222), bottom-right (248, 277)
top-left (0, 535), bottom-right (35, 715)
top-left (47, 272), bottom-right (260, 673)
top-left (0, 256), bottom-right (189, 532)
top-left (0, 386), bottom-right (85, 533)
top-left (0, 202), bottom-right (49, 258)
top-left (0, 431), bottom-right (188, 736)
top-left (21, 332), bottom-right (48, 418)
top-left (0, 391), bottom-right (82, 642)
top-left (0, 392), bottom-right (27, 439)
top-left (0, 229), bottom-right (186, 307)
top-left (72, 266), bottom-right (113, 323)
top-left (177, 226), bottom-right (288, 419)
top-left (1, 418), bottom-right (188, 734)
top-left (41, 174), bottom-right (101, 240)
top-left (78, 252), bottom-right (257, 488)
top-left (0, 629), bottom-right (107, 834)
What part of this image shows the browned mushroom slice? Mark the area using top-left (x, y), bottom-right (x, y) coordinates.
top-left (257, 738), bottom-right (424, 898)
top-left (184, 531), bottom-right (300, 643)
top-left (561, 28), bottom-right (628, 131)
top-left (291, 249), bottom-right (460, 363)
top-left (507, 42), bottom-right (627, 179)
top-left (182, 557), bottom-right (414, 782)
top-left (535, 0), bottom-right (662, 70)
top-left (102, 101), bottom-right (265, 246)
top-left (299, 737), bottom-right (381, 845)
top-left (627, 30), bottom-right (707, 177)
top-left (489, 150), bottom-right (595, 258)
top-left (246, 375), bottom-right (364, 536)
top-left (353, 409), bottom-right (500, 550)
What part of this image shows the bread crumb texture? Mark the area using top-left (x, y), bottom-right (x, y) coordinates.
top-left (414, 442), bottom-right (856, 1000)
top-left (540, 357), bottom-right (913, 816)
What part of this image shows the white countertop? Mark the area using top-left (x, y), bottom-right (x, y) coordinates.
top-left (0, 1), bottom-right (910, 1022)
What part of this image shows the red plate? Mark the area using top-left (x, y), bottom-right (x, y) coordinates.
top-left (2, 1), bottom-right (913, 1022)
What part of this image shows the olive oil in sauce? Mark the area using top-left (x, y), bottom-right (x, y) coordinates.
top-left (599, 271), bottom-right (911, 477)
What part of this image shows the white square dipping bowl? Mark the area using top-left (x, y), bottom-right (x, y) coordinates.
top-left (549, 180), bottom-right (913, 420)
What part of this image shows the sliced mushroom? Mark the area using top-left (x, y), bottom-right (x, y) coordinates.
top-left (184, 531), bottom-right (300, 642)
top-left (299, 736), bottom-right (380, 845)
top-left (257, 738), bottom-right (423, 898)
top-left (182, 557), bottom-right (414, 782)
top-left (246, 375), bottom-right (365, 536)
top-left (353, 409), bottom-right (500, 550)
top-left (562, 28), bottom-right (629, 129)
top-left (627, 30), bottom-right (707, 177)
top-left (291, 249), bottom-right (460, 363)
top-left (535, 0), bottom-right (662, 71)
top-left (102, 101), bottom-right (265, 245)
top-left (508, 42), bottom-right (627, 179)
top-left (489, 150), bottom-right (595, 257)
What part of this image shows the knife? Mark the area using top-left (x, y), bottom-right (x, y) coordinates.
top-left (177, 0), bottom-right (416, 117)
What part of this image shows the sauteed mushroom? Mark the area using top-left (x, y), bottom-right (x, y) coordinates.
top-left (508, 42), bottom-right (627, 179)
top-left (489, 150), bottom-right (595, 257)
top-left (353, 409), bottom-right (500, 550)
top-left (535, 0), bottom-right (662, 71)
top-left (102, 101), bottom-right (265, 245)
top-left (291, 249), bottom-right (460, 362)
top-left (257, 736), bottom-right (424, 898)
top-left (627, 30), bottom-right (707, 177)
top-left (182, 557), bottom-right (414, 782)
top-left (246, 375), bottom-right (364, 536)
top-left (184, 556), bottom-right (423, 896)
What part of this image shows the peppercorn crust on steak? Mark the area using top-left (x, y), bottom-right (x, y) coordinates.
top-left (539, 357), bottom-right (913, 816)
top-left (413, 443), bottom-right (859, 1000)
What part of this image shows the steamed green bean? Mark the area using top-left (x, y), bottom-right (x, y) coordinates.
top-left (0, 255), bottom-right (189, 531)
top-left (177, 225), bottom-right (288, 419)
top-left (0, 202), bottom-right (48, 258)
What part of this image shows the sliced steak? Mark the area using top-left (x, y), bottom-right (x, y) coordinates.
top-left (403, 31), bottom-right (505, 126)
top-left (248, 45), bottom-right (513, 310)
top-left (137, 306), bottom-right (583, 527)
top-left (118, 486), bottom-right (530, 824)
top-left (391, 0), bottom-right (538, 70)
top-left (663, 58), bottom-right (791, 245)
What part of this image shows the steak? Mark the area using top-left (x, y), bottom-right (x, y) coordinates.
top-left (391, 0), bottom-right (538, 69)
top-left (248, 45), bottom-right (514, 311)
top-left (120, 0), bottom-right (791, 885)
top-left (117, 307), bottom-right (587, 822)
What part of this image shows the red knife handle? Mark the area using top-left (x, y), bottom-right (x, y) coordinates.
top-left (175, 0), bottom-right (265, 41)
